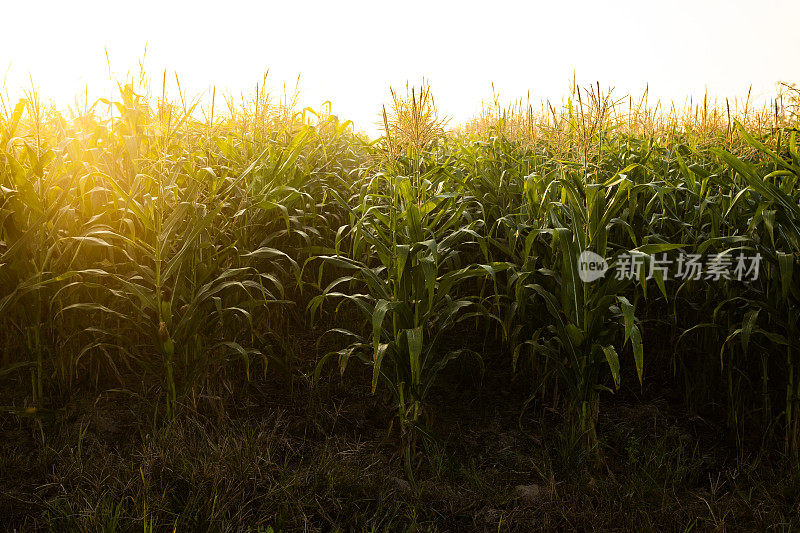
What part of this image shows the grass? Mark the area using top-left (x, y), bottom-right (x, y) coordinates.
top-left (3, 346), bottom-right (799, 531)
top-left (1, 74), bottom-right (800, 530)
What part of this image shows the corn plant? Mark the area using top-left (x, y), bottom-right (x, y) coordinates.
top-left (711, 123), bottom-right (800, 459)
top-left (309, 90), bottom-right (508, 477)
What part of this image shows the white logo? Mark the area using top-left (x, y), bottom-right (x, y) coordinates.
top-left (578, 250), bottom-right (608, 282)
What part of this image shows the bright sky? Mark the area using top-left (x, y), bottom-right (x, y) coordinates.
top-left (2, 0), bottom-right (798, 135)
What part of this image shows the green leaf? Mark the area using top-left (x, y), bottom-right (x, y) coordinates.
top-left (741, 309), bottom-right (760, 356)
top-left (372, 342), bottom-right (391, 394)
top-left (618, 296), bottom-right (635, 343)
top-left (406, 326), bottom-right (423, 386)
top-left (601, 345), bottom-right (621, 390)
top-left (630, 325), bottom-right (644, 385)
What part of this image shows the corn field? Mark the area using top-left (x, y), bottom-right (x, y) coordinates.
top-left (2, 76), bottom-right (800, 489)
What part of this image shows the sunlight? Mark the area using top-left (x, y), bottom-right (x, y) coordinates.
top-left (2, 0), bottom-right (798, 133)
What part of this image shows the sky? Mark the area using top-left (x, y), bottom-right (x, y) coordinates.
top-left (1, 0), bottom-right (798, 135)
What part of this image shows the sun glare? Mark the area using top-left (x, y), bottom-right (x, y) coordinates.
top-left (2, 0), bottom-right (798, 134)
